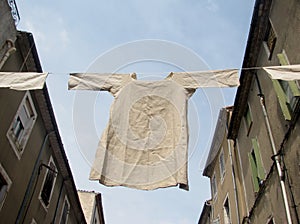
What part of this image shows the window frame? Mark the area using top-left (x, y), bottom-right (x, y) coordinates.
top-left (212, 216), bottom-right (220, 224)
top-left (211, 173), bottom-right (217, 199)
top-left (219, 148), bottom-right (226, 181)
top-left (263, 19), bottom-right (277, 60)
top-left (0, 163), bottom-right (12, 211)
top-left (59, 196), bottom-right (70, 224)
top-left (6, 91), bottom-right (37, 160)
top-left (266, 216), bottom-right (275, 224)
top-left (223, 196), bottom-right (231, 224)
top-left (39, 157), bottom-right (57, 210)
top-left (244, 103), bottom-right (253, 136)
top-left (31, 218), bottom-right (37, 224)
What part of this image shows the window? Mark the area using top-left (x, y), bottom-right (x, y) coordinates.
top-left (267, 217), bottom-right (275, 224)
top-left (263, 20), bottom-right (277, 60)
top-left (212, 216), bottom-right (220, 224)
top-left (0, 163), bottom-right (12, 211)
top-left (248, 138), bottom-right (265, 192)
top-left (6, 91), bottom-right (37, 159)
top-left (223, 197), bottom-right (231, 224)
top-left (40, 157), bottom-right (57, 208)
top-left (272, 52), bottom-right (300, 120)
top-left (212, 174), bottom-right (217, 198)
top-left (244, 104), bottom-right (253, 136)
top-left (59, 197), bottom-right (70, 224)
top-left (219, 149), bottom-right (225, 180)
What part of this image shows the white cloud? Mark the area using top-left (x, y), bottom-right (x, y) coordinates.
top-left (206, 0), bottom-right (219, 12)
top-left (23, 20), bottom-right (48, 50)
top-left (59, 29), bottom-right (70, 49)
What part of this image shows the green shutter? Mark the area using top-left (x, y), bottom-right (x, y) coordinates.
top-left (273, 53), bottom-right (292, 120)
top-left (277, 53), bottom-right (288, 65)
top-left (272, 79), bottom-right (292, 120)
top-left (252, 138), bottom-right (265, 180)
top-left (248, 152), bottom-right (259, 192)
top-left (245, 106), bottom-right (252, 127)
top-left (288, 81), bottom-right (300, 97)
top-left (277, 53), bottom-right (300, 97)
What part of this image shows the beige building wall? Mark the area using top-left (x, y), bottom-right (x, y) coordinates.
top-left (201, 1), bottom-right (300, 223)
top-left (78, 191), bottom-right (97, 223)
top-left (228, 0), bottom-right (300, 223)
top-left (0, 0), bottom-right (17, 62)
top-left (201, 108), bottom-right (247, 224)
top-left (211, 139), bottom-right (235, 223)
top-left (78, 190), bottom-right (105, 224)
top-left (0, 2), bottom-right (86, 223)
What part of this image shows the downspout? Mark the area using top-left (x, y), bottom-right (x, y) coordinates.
top-left (227, 139), bottom-right (240, 224)
top-left (0, 39), bottom-right (16, 69)
top-left (255, 74), bottom-right (292, 224)
top-left (279, 100), bottom-right (300, 223)
top-left (16, 131), bottom-right (55, 224)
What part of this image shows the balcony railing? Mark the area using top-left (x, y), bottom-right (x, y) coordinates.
top-left (7, 0), bottom-right (20, 26)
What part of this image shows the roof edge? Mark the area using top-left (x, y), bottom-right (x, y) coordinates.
top-left (17, 30), bottom-right (87, 224)
top-left (228, 0), bottom-right (273, 139)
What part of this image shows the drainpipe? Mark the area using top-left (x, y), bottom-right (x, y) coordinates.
top-left (15, 131), bottom-right (55, 224)
top-left (227, 138), bottom-right (240, 224)
top-left (0, 39), bottom-right (16, 69)
top-left (255, 74), bottom-right (292, 224)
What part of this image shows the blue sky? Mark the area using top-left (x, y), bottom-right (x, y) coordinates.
top-left (17, 0), bottom-right (255, 223)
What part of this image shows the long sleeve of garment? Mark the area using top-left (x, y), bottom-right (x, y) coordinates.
top-left (263, 64), bottom-right (300, 81)
top-left (167, 69), bottom-right (239, 89)
top-left (69, 73), bottom-right (136, 96)
top-left (0, 72), bottom-right (48, 90)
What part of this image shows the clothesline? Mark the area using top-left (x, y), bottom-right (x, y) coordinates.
top-left (0, 64), bottom-right (299, 90)
top-left (1, 64), bottom-right (299, 191)
top-left (45, 64), bottom-right (299, 76)
top-left (67, 64), bottom-right (300, 191)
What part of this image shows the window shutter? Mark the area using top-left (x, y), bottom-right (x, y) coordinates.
top-left (277, 53), bottom-right (288, 65)
top-left (277, 53), bottom-right (300, 97)
top-left (252, 138), bottom-right (265, 181)
top-left (272, 79), bottom-right (292, 120)
top-left (248, 152), bottom-right (259, 192)
top-left (0, 176), bottom-right (8, 204)
top-left (272, 53), bottom-right (300, 120)
top-left (288, 81), bottom-right (300, 97)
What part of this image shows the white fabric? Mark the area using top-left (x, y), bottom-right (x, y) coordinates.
top-left (168, 69), bottom-right (239, 89)
top-left (69, 70), bottom-right (239, 190)
top-left (68, 73), bottom-right (136, 96)
top-left (0, 72), bottom-right (48, 90)
top-left (263, 64), bottom-right (300, 81)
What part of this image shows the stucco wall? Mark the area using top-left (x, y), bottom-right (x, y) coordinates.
top-left (235, 0), bottom-right (300, 222)
top-left (78, 191), bottom-right (97, 223)
top-left (0, 0), bottom-right (17, 63)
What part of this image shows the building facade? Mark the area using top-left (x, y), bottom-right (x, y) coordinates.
top-left (0, 1), bottom-right (86, 223)
top-left (199, 0), bottom-right (300, 223)
top-left (78, 190), bottom-right (105, 224)
top-left (200, 107), bottom-right (246, 224)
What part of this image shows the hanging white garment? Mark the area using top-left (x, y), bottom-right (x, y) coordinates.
top-left (69, 70), bottom-right (239, 190)
top-left (0, 72), bottom-right (48, 90)
top-left (263, 64), bottom-right (300, 81)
